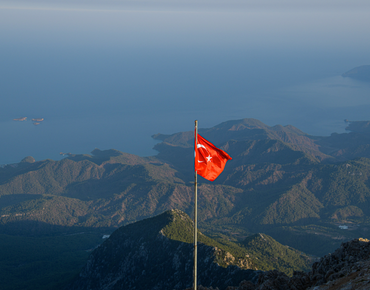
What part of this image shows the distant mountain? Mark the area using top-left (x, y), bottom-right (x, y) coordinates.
top-left (154, 117), bottom-right (370, 170)
top-left (67, 210), bottom-right (310, 290)
top-left (153, 118), bottom-right (330, 164)
top-left (342, 65), bottom-right (370, 82)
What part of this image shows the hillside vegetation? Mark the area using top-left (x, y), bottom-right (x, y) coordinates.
top-left (67, 210), bottom-right (311, 290)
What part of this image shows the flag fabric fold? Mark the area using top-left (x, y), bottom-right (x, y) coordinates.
top-left (194, 133), bottom-right (232, 181)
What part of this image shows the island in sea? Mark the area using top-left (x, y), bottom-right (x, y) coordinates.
top-left (13, 117), bottom-right (44, 125)
top-left (342, 65), bottom-right (370, 82)
top-left (13, 117), bottom-right (27, 121)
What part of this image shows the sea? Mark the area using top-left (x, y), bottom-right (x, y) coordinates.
top-left (1, 0), bottom-right (370, 165)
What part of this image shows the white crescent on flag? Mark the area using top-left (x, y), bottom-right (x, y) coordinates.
top-left (197, 144), bottom-right (207, 149)
top-left (195, 144), bottom-right (208, 162)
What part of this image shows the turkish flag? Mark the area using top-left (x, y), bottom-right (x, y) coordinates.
top-left (195, 134), bottom-right (232, 181)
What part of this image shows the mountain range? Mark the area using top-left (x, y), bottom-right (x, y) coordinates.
top-left (1, 117), bottom-right (370, 289)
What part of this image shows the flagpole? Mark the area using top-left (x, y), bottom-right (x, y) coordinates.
top-left (194, 120), bottom-right (198, 290)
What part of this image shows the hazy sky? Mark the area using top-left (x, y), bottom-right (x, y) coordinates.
top-left (1, 0), bottom-right (370, 163)
top-left (2, 0), bottom-right (370, 54)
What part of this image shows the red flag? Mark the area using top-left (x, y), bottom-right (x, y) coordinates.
top-left (195, 133), bottom-right (232, 181)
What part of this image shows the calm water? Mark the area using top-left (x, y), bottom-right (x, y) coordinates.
top-left (1, 1), bottom-right (370, 164)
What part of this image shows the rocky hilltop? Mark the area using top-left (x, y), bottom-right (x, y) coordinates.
top-left (191, 238), bottom-right (370, 290)
top-left (67, 210), bottom-right (312, 290)
top-left (67, 210), bottom-right (261, 290)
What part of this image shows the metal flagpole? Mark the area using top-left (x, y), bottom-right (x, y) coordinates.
top-left (194, 120), bottom-right (198, 290)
